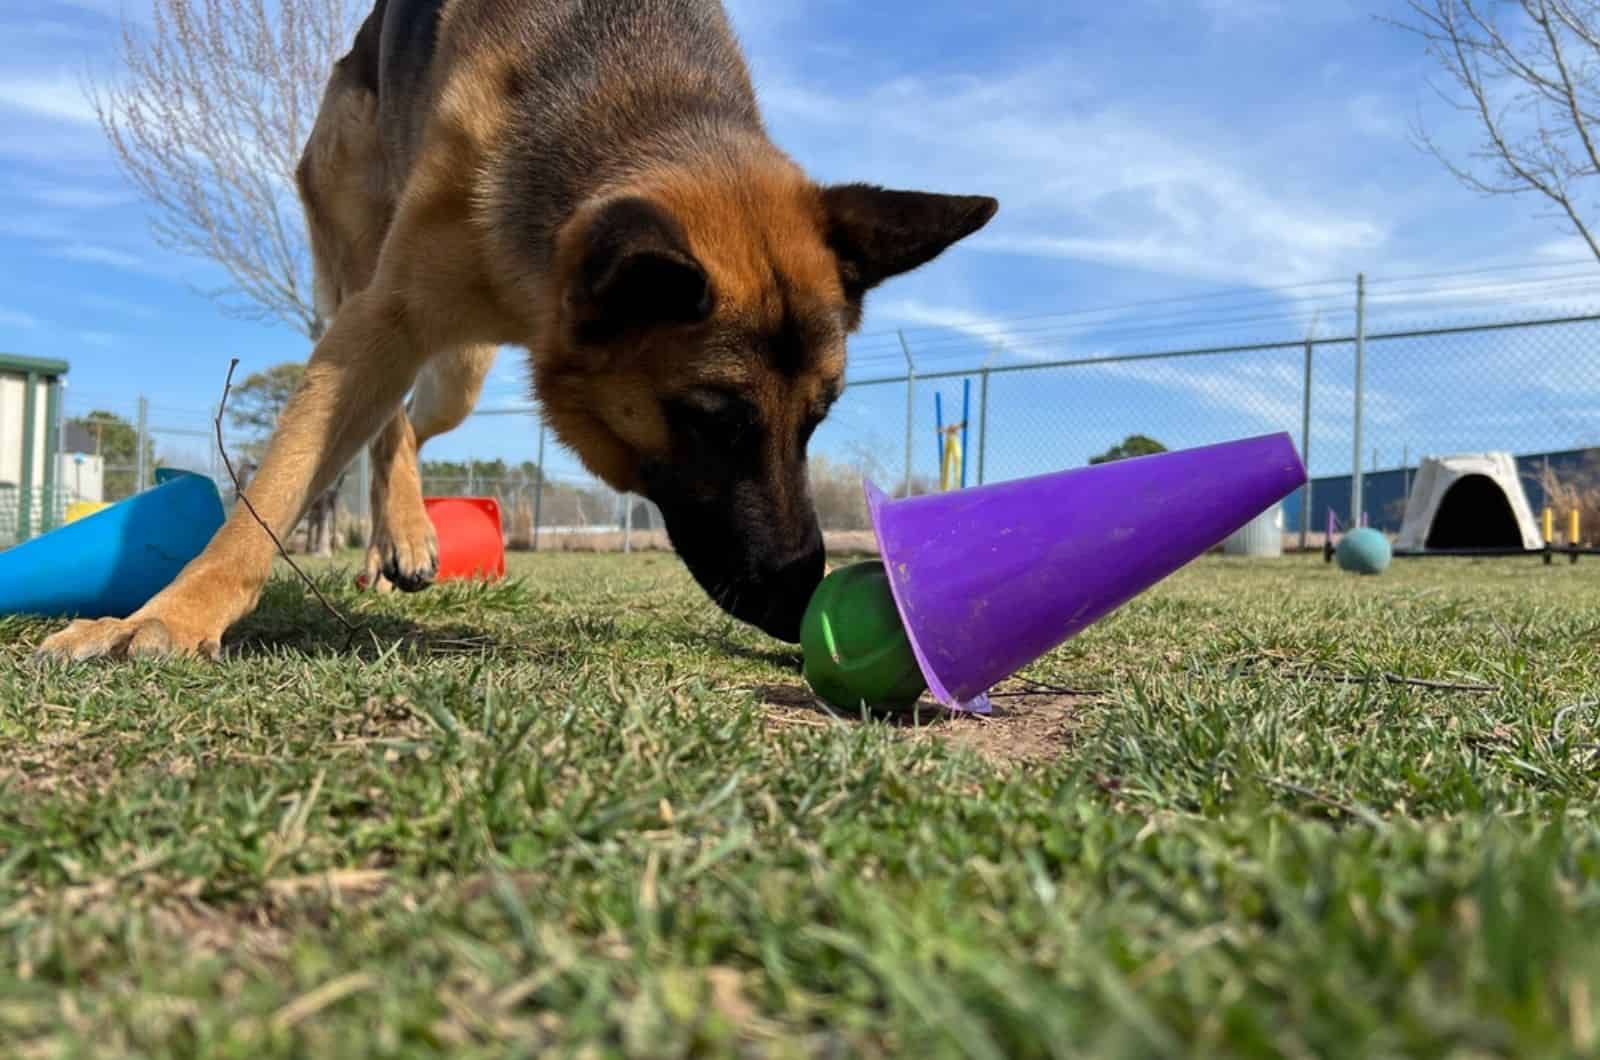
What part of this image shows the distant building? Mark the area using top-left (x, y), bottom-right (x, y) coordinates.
top-left (54, 408), bottom-right (104, 507)
top-left (59, 451), bottom-right (105, 507)
top-left (62, 419), bottom-right (99, 455)
top-left (0, 353), bottom-right (69, 544)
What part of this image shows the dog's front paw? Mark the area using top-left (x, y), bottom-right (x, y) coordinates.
top-left (364, 504), bottom-right (438, 594)
top-left (36, 614), bottom-right (224, 663)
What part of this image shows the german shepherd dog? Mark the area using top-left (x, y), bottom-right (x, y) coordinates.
top-left (39, 0), bottom-right (996, 661)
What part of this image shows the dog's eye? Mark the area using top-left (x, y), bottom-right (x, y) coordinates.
top-left (685, 389), bottom-right (746, 420)
top-left (798, 387), bottom-right (841, 446)
top-left (669, 390), bottom-right (759, 439)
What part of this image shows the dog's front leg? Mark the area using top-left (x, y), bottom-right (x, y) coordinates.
top-left (361, 406), bottom-right (432, 594)
top-left (362, 344), bottom-right (500, 593)
top-left (37, 289), bottom-right (429, 661)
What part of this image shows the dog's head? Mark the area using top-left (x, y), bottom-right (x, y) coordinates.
top-left (536, 159), bottom-right (996, 642)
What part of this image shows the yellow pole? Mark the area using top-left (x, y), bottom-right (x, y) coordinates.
top-left (1572, 510), bottom-right (1582, 547)
top-left (1544, 508), bottom-right (1554, 543)
top-left (940, 431), bottom-right (963, 492)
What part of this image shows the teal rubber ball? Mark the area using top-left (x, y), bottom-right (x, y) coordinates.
top-left (1336, 528), bottom-right (1392, 575)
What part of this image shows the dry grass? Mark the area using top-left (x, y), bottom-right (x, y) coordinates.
top-left (1530, 453), bottom-right (1600, 546)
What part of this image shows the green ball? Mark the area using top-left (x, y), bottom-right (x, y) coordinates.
top-left (1336, 527), bottom-right (1392, 575)
top-left (800, 561), bottom-right (928, 710)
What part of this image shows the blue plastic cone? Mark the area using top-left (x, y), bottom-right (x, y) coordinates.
top-left (0, 470), bottom-right (225, 619)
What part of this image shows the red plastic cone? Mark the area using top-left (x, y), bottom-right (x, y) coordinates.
top-left (426, 496), bottom-right (506, 582)
top-left (357, 496), bottom-right (505, 589)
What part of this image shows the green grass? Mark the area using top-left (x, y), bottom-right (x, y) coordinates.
top-left (5, 551), bottom-right (1600, 1058)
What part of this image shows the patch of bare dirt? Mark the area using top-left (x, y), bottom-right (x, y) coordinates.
top-left (754, 682), bottom-right (1085, 766)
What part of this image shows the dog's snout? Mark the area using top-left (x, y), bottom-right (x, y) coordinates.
top-left (651, 479), bottom-right (827, 642)
top-left (749, 542), bottom-right (826, 643)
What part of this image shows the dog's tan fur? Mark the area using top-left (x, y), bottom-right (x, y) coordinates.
top-left (39, 0), bottom-right (996, 660)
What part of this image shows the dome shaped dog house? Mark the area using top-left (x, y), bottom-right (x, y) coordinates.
top-left (1394, 452), bottom-right (1542, 554)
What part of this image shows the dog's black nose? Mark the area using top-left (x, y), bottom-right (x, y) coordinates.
top-left (749, 543), bottom-right (826, 643)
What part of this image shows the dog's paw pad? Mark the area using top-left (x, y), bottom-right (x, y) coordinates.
top-left (383, 546), bottom-right (439, 593)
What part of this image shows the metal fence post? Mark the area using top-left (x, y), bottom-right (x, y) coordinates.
top-left (135, 394), bottom-right (149, 493)
top-left (357, 448), bottom-right (371, 525)
top-left (977, 365), bottom-right (991, 486)
top-left (898, 331), bottom-right (915, 497)
top-left (532, 418), bottom-right (546, 552)
top-left (623, 493), bottom-right (633, 553)
top-left (1299, 335), bottom-right (1313, 551)
top-left (1351, 273), bottom-right (1366, 528)
top-left (42, 375), bottom-right (62, 532)
top-left (18, 371), bottom-right (37, 541)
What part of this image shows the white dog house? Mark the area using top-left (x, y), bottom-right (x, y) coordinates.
top-left (1395, 452), bottom-right (1542, 553)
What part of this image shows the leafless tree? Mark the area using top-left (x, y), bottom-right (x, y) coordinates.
top-left (87, 0), bottom-right (361, 338)
top-left (87, 0), bottom-right (363, 553)
top-left (1393, 1), bottom-right (1600, 261)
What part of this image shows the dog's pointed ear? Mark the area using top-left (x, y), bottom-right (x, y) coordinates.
top-left (573, 197), bottom-right (713, 343)
top-left (821, 185), bottom-right (998, 310)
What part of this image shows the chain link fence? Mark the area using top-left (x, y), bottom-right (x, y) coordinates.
top-left (411, 303), bottom-right (1600, 553)
top-left (414, 468), bottom-right (665, 553)
top-left (12, 287), bottom-right (1600, 555)
top-left (807, 307), bottom-right (1600, 548)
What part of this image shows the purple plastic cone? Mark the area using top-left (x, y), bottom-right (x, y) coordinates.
top-left (865, 432), bottom-right (1307, 709)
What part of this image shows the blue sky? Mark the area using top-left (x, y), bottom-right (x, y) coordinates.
top-left (1, 0), bottom-right (1597, 484)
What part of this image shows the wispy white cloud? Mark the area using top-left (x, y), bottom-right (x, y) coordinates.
top-left (78, 292), bottom-right (159, 320)
top-left (1195, 0), bottom-right (1281, 25)
top-left (48, 0), bottom-right (153, 23)
top-left (871, 299), bottom-right (1058, 362)
top-left (1098, 358), bottom-right (1308, 432)
top-left (1364, 274), bottom-right (1600, 326)
top-left (5, 16), bottom-right (100, 44)
top-left (759, 61), bottom-right (1391, 291)
top-left (0, 213), bottom-right (79, 242)
top-left (0, 123), bottom-right (110, 166)
top-left (977, 223), bottom-right (1383, 289)
top-left (722, 0), bottom-right (811, 47)
top-left (0, 68), bottom-right (112, 170)
top-left (0, 71), bottom-right (99, 125)
top-left (0, 306), bottom-right (42, 330)
top-left (76, 329), bottom-right (120, 347)
top-left (490, 364), bottom-right (525, 388)
top-left (53, 242), bottom-right (146, 270)
top-left (1084, 357), bottom-right (1411, 465)
top-left (22, 183), bottom-right (132, 209)
top-left (1347, 93), bottom-right (1405, 140)
top-left (1534, 236), bottom-right (1594, 262)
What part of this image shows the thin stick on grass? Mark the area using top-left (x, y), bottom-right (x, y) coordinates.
top-left (1266, 778), bottom-right (1386, 829)
top-left (214, 357), bottom-right (358, 637)
top-left (991, 675), bottom-right (1107, 699)
top-left (270, 971), bottom-right (376, 1032)
top-left (1312, 671), bottom-right (1496, 694)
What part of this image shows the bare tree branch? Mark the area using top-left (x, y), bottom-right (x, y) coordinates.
top-left (85, 0), bottom-right (361, 340)
top-left (1387, 0), bottom-right (1600, 262)
top-left (1536, 0), bottom-right (1600, 175)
